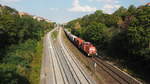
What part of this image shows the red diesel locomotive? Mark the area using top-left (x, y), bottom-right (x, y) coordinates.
top-left (64, 29), bottom-right (97, 56)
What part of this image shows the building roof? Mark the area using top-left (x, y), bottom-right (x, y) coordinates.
top-left (146, 3), bottom-right (150, 6)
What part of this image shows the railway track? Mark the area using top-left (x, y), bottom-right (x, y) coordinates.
top-left (59, 27), bottom-right (95, 84)
top-left (53, 37), bottom-right (78, 84)
top-left (94, 57), bottom-right (142, 84)
top-left (41, 27), bottom-right (95, 84)
top-left (94, 58), bottom-right (129, 84)
top-left (41, 29), bottom-right (57, 84)
top-left (47, 30), bottom-right (58, 84)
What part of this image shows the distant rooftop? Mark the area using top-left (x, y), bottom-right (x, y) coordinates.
top-left (18, 12), bottom-right (29, 16)
top-left (146, 3), bottom-right (150, 6)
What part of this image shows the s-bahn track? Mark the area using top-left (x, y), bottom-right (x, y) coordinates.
top-left (53, 34), bottom-right (81, 84)
top-left (50, 29), bottom-right (78, 84)
top-left (47, 31), bottom-right (57, 84)
top-left (53, 38), bottom-right (76, 84)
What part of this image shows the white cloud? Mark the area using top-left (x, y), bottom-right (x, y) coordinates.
top-left (68, 0), bottom-right (97, 12)
top-left (102, 4), bottom-right (120, 14)
top-left (103, 4), bottom-right (120, 9)
top-left (0, 0), bottom-right (20, 3)
top-left (89, 0), bottom-right (121, 14)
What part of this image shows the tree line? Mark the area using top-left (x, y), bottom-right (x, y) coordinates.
top-left (65, 4), bottom-right (150, 83)
top-left (0, 5), bottom-right (54, 84)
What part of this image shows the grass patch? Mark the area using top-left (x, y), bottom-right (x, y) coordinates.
top-left (29, 41), bottom-right (43, 84)
top-left (51, 31), bottom-right (58, 39)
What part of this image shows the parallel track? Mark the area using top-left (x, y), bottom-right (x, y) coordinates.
top-left (94, 58), bottom-right (128, 84)
top-left (47, 31), bottom-right (57, 84)
top-left (44, 27), bottom-right (94, 84)
top-left (53, 39), bottom-right (78, 84)
top-left (58, 28), bottom-right (94, 84)
top-left (59, 29), bottom-right (93, 84)
top-left (94, 57), bottom-right (141, 84)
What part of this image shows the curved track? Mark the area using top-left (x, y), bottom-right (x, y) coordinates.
top-left (40, 27), bottom-right (95, 84)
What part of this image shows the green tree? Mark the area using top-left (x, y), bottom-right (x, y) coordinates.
top-left (0, 64), bottom-right (29, 84)
top-left (128, 5), bottom-right (137, 15)
top-left (82, 22), bottom-right (109, 49)
top-left (114, 6), bottom-right (127, 19)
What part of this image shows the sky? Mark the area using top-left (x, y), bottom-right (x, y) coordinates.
top-left (0, 0), bottom-right (149, 23)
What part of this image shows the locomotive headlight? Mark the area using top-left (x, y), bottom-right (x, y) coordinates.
top-left (90, 48), bottom-right (95, 51)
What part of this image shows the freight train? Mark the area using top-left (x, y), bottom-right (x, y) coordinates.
top-left (64, 29), bottom-right (98, 56)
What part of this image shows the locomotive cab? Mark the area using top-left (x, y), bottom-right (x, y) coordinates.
top-left (82, 42), bottom-right (97, 56)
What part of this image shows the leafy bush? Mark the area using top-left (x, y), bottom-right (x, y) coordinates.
top-left (0, 64), bottom-right (29, 84)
